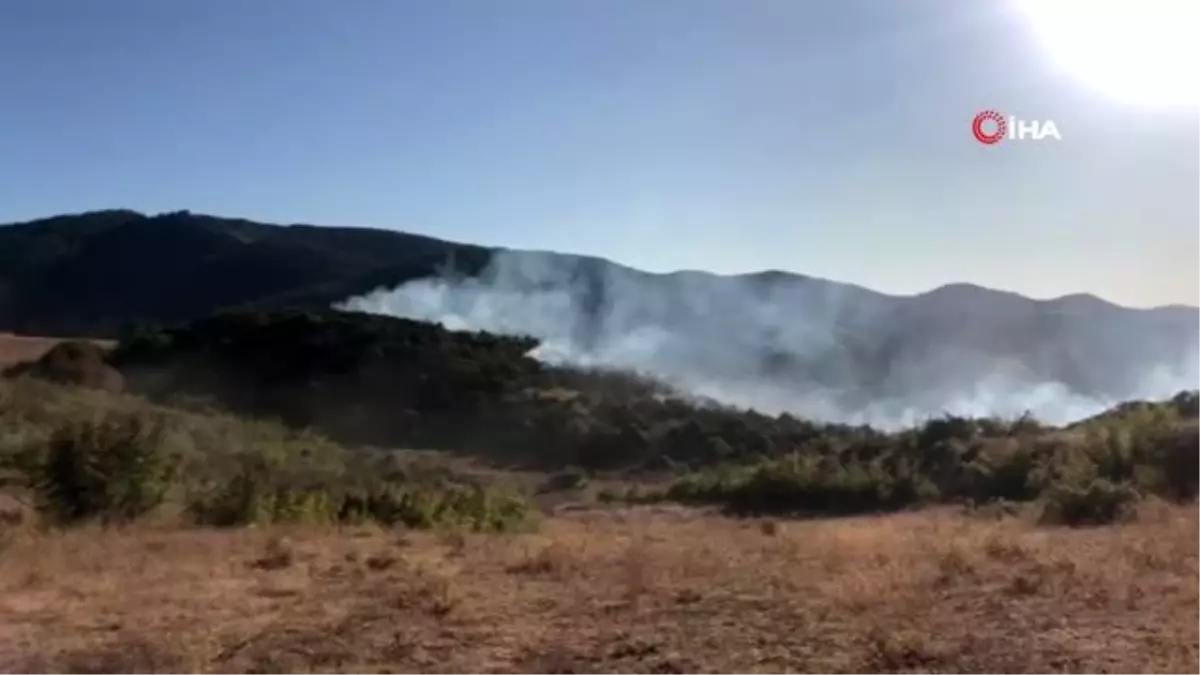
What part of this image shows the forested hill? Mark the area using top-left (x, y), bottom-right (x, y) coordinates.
top-left (0, 209), bottom-right (493, 336)
top-left (1, 209), bottom-right (1196, 421)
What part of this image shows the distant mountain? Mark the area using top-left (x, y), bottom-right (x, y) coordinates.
top-left (2, 209), bottom-right (1196, 425)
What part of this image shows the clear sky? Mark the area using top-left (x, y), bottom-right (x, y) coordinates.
top-left (1, 0), bottom-right (1196, 307)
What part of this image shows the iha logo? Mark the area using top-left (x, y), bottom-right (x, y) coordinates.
top-left (972, 110), bottom-right (1062, 145)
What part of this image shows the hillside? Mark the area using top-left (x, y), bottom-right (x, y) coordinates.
top-left (105, 308), bottom-right (819, 471)
top-left (2, 209), bottom-right (1197, 426)
top-left (343, 252), bottom-right (1199, 426)
top-left (9, 308), bottom-right (1190, 521)
top-left (1, 311), bottom-right (1196, 672)
top-left (0, 209), bottom-right (493, 336)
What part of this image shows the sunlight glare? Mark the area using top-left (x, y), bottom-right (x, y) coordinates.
top-left (1015, 0), bottom-right (1200, 107)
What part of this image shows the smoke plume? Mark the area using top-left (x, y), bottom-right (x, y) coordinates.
top-left (338, 250), bottom-right (1199, 429)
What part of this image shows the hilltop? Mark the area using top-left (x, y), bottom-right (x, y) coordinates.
top-left (0, 209), bottom-right (493, 336)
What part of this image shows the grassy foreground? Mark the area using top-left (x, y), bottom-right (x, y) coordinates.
top-left (0, 503), bottom-right (1196, 673)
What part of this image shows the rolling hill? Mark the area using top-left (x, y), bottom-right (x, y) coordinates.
top-left (1, 209), bottom-right (1196, 425)
top-left (0, 209), bottom-right (494, 336)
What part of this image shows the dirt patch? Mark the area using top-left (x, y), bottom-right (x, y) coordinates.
top-left (1, 336), bottom-right (121, 391)
top-left (0, 334), bottom-right (115, 371)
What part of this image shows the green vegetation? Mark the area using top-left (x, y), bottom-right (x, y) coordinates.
top-left (665, 392), bottom-right (1198, 525)
top-left (3, 308), bottom-right (1196, 530)
top-left (0, 377), bottom-right (534, 531)
top-left (107, 309), bottom-right (907, 474)
top-left (111, 311), bottom-right (1197, 526)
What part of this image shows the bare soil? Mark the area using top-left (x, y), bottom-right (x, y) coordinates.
top-left (0, 334), bottom-right (115, 371)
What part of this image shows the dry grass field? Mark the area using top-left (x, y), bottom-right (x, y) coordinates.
top-left (0, 334), bottom-right (115, 371)
top-left (1, 502), bottom-right (1195, 674)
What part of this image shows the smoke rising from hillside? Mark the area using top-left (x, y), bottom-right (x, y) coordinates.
top-left (338, 251), bottom-right (1199, 429)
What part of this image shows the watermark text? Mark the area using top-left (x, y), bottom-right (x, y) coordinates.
top-left (972, 110), bottom-right (1061, 145)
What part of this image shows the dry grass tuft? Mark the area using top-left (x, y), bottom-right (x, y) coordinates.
top-left (0, 504), bottom-right (1195, 673)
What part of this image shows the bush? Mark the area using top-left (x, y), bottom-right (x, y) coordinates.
top-left (963, 440), bottom-right (1043, 503)
top-left (31, 410), bottom-right (178, 524)
top-left (665, 453), bottom-right (940, 517)
top-left (1039, 478), bottom-right (1141, 527)
top-left (185, 466), bottom-right (339, 527)
top-left (337, 483), bottom-right (533, 531)
top-left (659, 400), bottom-right (1197, 520)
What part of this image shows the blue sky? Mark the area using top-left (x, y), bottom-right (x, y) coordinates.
top-left (1, 0), bottom-right (1196, 307)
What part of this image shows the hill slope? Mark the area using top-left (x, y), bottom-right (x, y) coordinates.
top-left (0, 209), bottom-right (493, 336)
top-left (2, 209), bottom-right (1196, 425)
top-left (342, 251), bottom-right (1199, 426)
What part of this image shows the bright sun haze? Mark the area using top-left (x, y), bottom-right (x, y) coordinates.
top-left (1015, 0), bottom-right (1200, 107)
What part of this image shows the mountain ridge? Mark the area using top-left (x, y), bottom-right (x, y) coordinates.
top-left (2, 208), bottom-right (1195, 426)
top-left (2, 208), bottom-right (1192, 315)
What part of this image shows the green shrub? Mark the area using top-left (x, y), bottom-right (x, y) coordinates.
top-left (1039, 478), bottom-right (1140, 527)
top-left (32, 410), bottom-right (178, 524)
top-left (665, 453), bottom-right (938, 517)
top-left (342, 484), bottom-right (532, 532)
top-left (1135, 426), bottom-right (1199, 502)
top-left (963, 440), bottom-right (1043, 503)
top-left (185, 469), bottom-right (339, 527)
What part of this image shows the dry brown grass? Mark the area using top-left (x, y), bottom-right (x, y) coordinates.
top-left (0, 503), bottom-right (1196, 673)
top-left (0, 334), bottom-right (115, 371)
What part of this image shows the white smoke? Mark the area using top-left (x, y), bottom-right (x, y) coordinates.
top-left (337, 250), bottom-right (1199, 430)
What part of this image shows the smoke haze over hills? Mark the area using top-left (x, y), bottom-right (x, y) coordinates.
top-left (1, 209), bottom-right (1193, 430)
top-left (341, 250), bottom-right (1200, 429)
